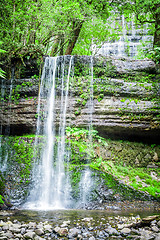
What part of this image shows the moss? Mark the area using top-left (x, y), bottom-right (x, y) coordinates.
top-left (66, 127), bottom-right (160, 200)
top-left (1, 130), bottom-right (160, 203)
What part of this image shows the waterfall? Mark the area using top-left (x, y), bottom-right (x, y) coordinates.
top-left (79, 56), bottom-right (94, 207)
top-left (0, 67), bottom-right (14, 171)
top-left (94, 15), bottom-right (153, 58)
top-left (24, 56), bottom-right (73, 210)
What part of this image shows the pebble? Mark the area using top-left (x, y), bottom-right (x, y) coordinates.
top-left (0, 214), bottom-right (159, 239)
top-left (151, 225), bottom-right (159, 232)
top-left (121, 227), bottom-right (131, 235)
top-left (155, 233), bottom-right (160, 240)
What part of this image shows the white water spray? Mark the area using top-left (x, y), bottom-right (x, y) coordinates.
top-left (24, 56), bottom-right (73, 210)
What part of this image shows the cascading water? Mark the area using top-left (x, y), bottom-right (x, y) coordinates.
top-left (94, 15), bottom-right (153, 57)
top-left (0, 68), bottom-right (14, 171)
top-left (79, 56), bottom-right (94, 207)
top-left (24, 56), bottom-right (73, 210)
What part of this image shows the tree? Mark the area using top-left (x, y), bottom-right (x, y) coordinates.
top-left (0, 42), bottom-right (6, 78)
top-left (0, 0), bottom-right (114, 62)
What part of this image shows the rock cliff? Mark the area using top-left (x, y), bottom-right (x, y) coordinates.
top-left (0, 56), bottom-right (159, 142)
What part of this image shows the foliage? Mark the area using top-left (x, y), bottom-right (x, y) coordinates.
top-left (0, 195), bottom-right (4, 205)
top-left (147, 46), bottom-right (160, 64)
top-left (0, 42), bottom-right (6, 78)
top-left (0, 0), bottom-right (115, 62)
top-left (113, 0), bottom-right (160, 48)
top-left (66, 127), bottom-right (160, 199)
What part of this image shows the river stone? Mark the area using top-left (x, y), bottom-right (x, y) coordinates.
top-left (77, 234), bottom-right (83, 240)
top-left (14, 233), bottom-right (23, 238)
top-left (89, 237), bottom-right (96, 240)
top-left (121, 227), bottom-right (131, 235)
top-left (24, 231), bottom-right (36, 239)
top-left (155, 233), bottom-right (160, 240)
top-left (59, 227), bottom-right (68, 236)
top-left (151, 226), bottom-right (159, 232)
top-left (2, 225), bottom-right (9, 231)
top-left (82, 231), bottom-right (92, 238)
top-left (43, 224), bottom-right (52, 232)
top-left (82, 217), bottom-right (93, 222)
top-left (5, 232), bottom-right (14, 238)
top-left (157, 221), bottom-right (160, 227)
top-left (61, 220), bottom-right (70, 227)
top-left (28, 222), bottom-right (37, 229)
top-left (151, 220), bottom-right (157, 225)
top-left (21, 227), bottom-right (26, 234)
top-left (69, 228), bottom-right (81, 237)
top-left (117, 224), bottom-right (125, 229)
top-left (140, 229), bottom-right (154, 240)
top-left (35, 236), bottom-right (45, 240)
top-left (53, 226), bottom-right (60, 233)
top-left (105, 226), bottom-right (119, 235)
top-left (9, 226), bottom-right (21, 233)
top-left (0, 237), bottom-right (8, 240)
top-left (35, 228), bottom-right (44, 236)
top-left (0, 231), bottom-right (14, 238)
top-left (54, 226), bottom-right (68, 236)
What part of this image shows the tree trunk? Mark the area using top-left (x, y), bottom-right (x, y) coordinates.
top-left (153, 10), bottom-right (160, 47)
top-left (65, 21), bottom-right (83, 55)
top-left (60, 34), bottom-right (64, 55)
top-left (50, 35), bottom-right (60, 56)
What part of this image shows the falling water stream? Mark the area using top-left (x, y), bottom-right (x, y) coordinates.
top-left (23, 55), bottom-right (95, 210)
top-left (24, 56), bottom-right (75, 210)
top-left (79, 56), bottom-right (94, 207)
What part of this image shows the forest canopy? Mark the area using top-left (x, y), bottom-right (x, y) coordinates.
top-left (0, 0), bottom-right (159, 64)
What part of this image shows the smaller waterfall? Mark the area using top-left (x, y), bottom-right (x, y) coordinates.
top-left (5, 67), bottom-right (14, 136)
top-left (0, 68), bottom-right (14, 171)
top-left (79, 56), bottom-right (94, 207)
top-left (94, 15), bottom-right (153, 58)
top-left (24, 56), bottom-right (73, 210)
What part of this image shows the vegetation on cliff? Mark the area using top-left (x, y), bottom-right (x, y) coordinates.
top-left (0, 130), bottom-right (159, 207)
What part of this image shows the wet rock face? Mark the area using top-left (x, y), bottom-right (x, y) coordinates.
top-left (0, 214), bottom-right (160, 240)
top-left (1, 94), bottom-right (159, 141)
top-left (0, 57), bottom-right (159, 141)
